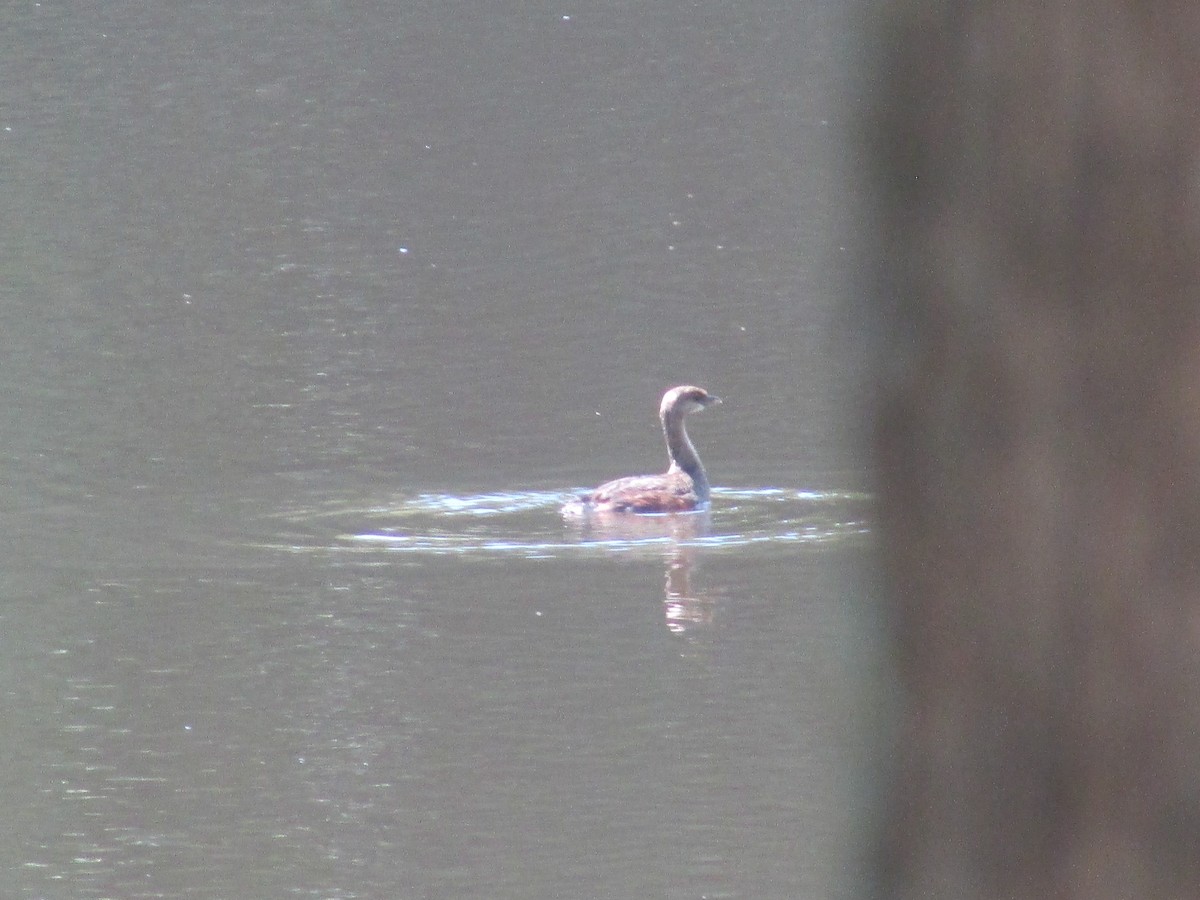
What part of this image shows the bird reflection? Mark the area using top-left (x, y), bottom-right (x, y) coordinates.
top-left (565, 508), bottom-right (717, 635)
top-left (662, 544), bottom-right (714, 635)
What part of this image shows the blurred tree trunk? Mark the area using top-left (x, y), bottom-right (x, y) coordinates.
top-left (871, 3), bottom-right (1200, 898)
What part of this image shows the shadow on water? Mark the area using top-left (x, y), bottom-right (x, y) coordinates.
top-left (266, 487), bottom-right (872, 634)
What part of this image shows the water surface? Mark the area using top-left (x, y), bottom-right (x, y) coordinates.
top-left (2, 2), bottom-right (877, 898)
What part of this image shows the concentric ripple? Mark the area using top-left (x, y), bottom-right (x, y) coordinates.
top-left (269, 487), bottom-right (872, 558)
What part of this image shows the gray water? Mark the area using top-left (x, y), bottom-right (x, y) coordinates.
top-left (3, 3), bottom-right (879, 898)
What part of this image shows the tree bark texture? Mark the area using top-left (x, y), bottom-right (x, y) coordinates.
top-left (871, 3), bottom-right (1200, 898)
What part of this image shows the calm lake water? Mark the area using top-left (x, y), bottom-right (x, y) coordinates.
top-left (3, 2), bottom-right (880, 898)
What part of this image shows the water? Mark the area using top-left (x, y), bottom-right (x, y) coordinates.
top-left (2, 2), bottom-right (878, 898)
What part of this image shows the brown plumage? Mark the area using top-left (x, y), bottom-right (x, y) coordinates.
top-left (569, 385), bottom-right (721, 514)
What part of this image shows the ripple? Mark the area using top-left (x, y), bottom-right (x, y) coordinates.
top-left (267, 487), bottom-right (872, 558)
top-left (401, 490), bottom-right (569, 517)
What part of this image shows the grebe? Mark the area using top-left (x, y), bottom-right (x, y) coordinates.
top-left (570, 385), bottom-right (721, 514)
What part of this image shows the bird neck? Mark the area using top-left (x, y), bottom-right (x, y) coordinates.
top-left (662, 410), bottom-right (709, 496)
